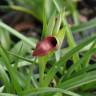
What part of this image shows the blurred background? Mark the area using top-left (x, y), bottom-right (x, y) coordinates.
top-left (0, 0), bottom-right (96, 45)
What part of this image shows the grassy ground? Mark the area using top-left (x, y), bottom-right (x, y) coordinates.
top-left (0, 0), bottom-right (96, 96)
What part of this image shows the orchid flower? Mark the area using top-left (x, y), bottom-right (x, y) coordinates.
top-left (33, 36), bottom-right (57, 56)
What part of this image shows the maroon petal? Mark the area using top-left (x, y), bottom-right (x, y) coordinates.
top-left (33, 36), bottom-right (57, 56)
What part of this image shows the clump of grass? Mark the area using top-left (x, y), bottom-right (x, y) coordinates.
top-left (0, 0), bottom-right (96, 96)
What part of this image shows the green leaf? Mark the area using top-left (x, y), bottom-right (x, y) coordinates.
top-left (15, 0), bottom-right (44, 21)
top-left (0, 86), bottom-right (4, 92)
top-left (21, 87), bottom-right (80, 96)
top-left (14, 0), bottom-right (56, 21)
top-left (8, 51), bottom-right (36, 64)
top-left (44, 35), bottom-right (96, 86)
top-left (0, 46), bottom-right (22, 95)
top-left (72, 18), bottom-right (96, 33)
top-left (46, 13), bottom-right (56, 36)
top-left (0, 93), bottom-right (17, 96)
top-left (59, 70), bottom-right (96, 90)
top-left (55, 28), bottom-right (65, 48)
top-left (64, 47), bottom-right (96, 80)
top-left (58, 35), bottom-right (96, 66)
top-left (53, 13), bottom-right (62, 35)
top-left (0, 27), bottom-right (11, 49)
top-left (9, 40), bottom-right (32, 63)
top-left (0, 21), bottom-right (37, 48)
top-left (0, 64), bottom-right (10, 92)
top-left (44, 0), bottom-right (56, 20)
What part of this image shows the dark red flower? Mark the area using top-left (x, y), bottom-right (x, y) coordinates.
top-left (32, 36), bottom-right (57, 56)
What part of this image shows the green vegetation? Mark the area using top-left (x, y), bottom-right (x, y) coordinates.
top-left (0, 0), bottom-right (96, 96)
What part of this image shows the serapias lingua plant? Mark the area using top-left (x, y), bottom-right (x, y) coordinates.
top-left (0, 0), bottom-right (96, 96)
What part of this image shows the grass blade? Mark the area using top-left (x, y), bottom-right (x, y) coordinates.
top-left (21, 87), bottom-right (80, 96)
top-left (72, 18), bottom-right (96, 33)
top-left (44, 35), bottom-right (96, 86)
top-left (0, 21), bottom-right (36, 48)
top-left (59, 70), bottom-right (96, 90)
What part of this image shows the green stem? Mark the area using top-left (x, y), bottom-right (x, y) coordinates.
top-left (39, 62), bottom-right (45, 87)
top-left (38, 56), bottom-right (47, 87)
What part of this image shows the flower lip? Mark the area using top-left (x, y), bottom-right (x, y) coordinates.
top-left (46, 36), bottom-right (57, 48)
top-left (32, 36), bottom-right (57, 56)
